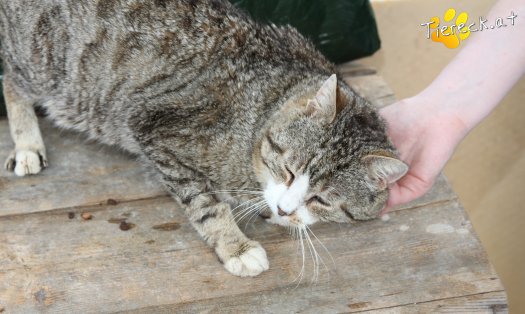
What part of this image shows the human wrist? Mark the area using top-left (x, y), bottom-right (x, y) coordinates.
top-left (408, 92), bottom-right (471, 143)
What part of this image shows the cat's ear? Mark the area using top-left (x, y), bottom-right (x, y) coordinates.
top-left (362, 153), bottom-right (408, 189)
top-left (306, 74), bottom-right (337, 123)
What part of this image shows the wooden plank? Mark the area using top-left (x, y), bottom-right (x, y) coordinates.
top-left (337, 62), bottom-right (395, 109)
top-left (0, 198), bottom-right (504, 313)
top-left (338, 62), bottom-right (378, 78)
top-left (0, 118), bottom-right (167, 216)
top-left (392, 174), bottom-right (456, 213)
top-left (361, 291), bottom-right (508, 314)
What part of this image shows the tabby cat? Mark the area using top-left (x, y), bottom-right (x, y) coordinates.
top-left (0, 0), bottom-right (408, 277)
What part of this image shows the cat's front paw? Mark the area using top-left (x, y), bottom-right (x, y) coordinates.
top-left (222, 241), bottom-right (269, 277)
top-left (5, 149), bottom-right (48, 176)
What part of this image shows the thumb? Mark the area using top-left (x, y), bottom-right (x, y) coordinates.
top-left (382, 176), bottom-right (434, 214)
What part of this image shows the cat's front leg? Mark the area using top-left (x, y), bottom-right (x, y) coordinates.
top-left (3, 78), bottom-right (48, 176)
top-left (130, 111), bottom-right (268, 276)
top-left (155, 172), bottom-right (268, 277)
top-left (184, 193), bottom-right (269, 277)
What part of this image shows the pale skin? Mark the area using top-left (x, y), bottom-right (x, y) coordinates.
top-left (380, 0), bottom-right (525, 211)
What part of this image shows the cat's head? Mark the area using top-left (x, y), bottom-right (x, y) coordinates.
top-left (252, 74), bottom-right (408, 227)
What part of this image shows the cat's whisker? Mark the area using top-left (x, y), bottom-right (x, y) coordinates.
top-left (209, 187), bottom-right (263, 192)
top-left (232, 199), bottom-right (264, 218)
top-left (243, 213), bottom-right (258, 231)
top-left (233, 200), bottom-right (266, 222)
top-left (203, 191), bottom-right (264, 197)
top-left (245, 209), bottom-right (262, 226)
top-left (291, 226), bottom-right (306, 287)
top-left (232, 202), bottom-right (261, 221)
top-left (243, 203), bottom-right (268, 222)
top-left (242, 204), bottom-right (268, 231)
top-left (305, 228), bottom-right (326, 283)
top-left (302, 226), bottom-right (315, 284)
top-left (203, 188), bottom-right (263, 196)
top-left (306, 225), bottom-right (335, 268)
top-left (251, 203), bottom-right (268, 220)
top-left (308, 228), bottom-right (329, 275)
top-left (302, 227), bottom-right (318, 283)
top-left (231, 204), bottom-right (260, 223)
top-left (230, 197), bottom-right (264, 220)
top-left (230, 196), bottom-right (263, 213)
top-left (247, 208), bottom-right (261, 222)
top-left (290, 226), bottom-right (298, 240)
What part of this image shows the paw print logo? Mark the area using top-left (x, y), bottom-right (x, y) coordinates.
top-left (429, 8), bottom-right (470, 48)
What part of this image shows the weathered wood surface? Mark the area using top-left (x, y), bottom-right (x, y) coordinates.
top-left (340, 62), bottom-right (394, 110)
top-left (0, 63), bottom-right (507, 313)
top-left (0, 199), bottom-right (504, 313)
top-left (365, 291), bottom-right (508, 314)
top-left (0, 121), bottom-right (167, 216)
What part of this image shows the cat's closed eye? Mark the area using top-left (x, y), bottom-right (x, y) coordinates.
top-left (307, 195), bottom-right (330, 207)
top-left (284, 166), bottom-right (295, 186)
top-left (266, 133), bottom-right (284, 154)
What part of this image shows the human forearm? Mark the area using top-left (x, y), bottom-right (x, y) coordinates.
top-left (417, 0), bottom-right (525, 133)
top-left (379, 0), bottom-right (525, 209)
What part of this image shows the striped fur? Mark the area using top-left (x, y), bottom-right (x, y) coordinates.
top-left (0, 0), bottom-right (406, 277)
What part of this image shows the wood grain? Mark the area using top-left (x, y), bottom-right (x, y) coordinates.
top-left (343, 73), bottom-right (396, 109)
top-left (360, 291), bottom-right (508, 313)
top-left (0, 198), bottom-right (503, 313)
top-left (0, 119), bottom-right (167, 216)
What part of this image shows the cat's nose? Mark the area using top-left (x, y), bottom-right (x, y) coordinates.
top-left (277, 206), bottom-right (295, 216)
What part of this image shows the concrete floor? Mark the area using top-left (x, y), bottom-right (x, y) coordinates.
top-left (361, 0), bottom-right (525, 312)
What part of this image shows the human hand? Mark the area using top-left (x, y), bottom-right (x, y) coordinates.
top-left (379, 96), bottom-right (469, 212)
top-left (374, 0), bottom-right (525, 213)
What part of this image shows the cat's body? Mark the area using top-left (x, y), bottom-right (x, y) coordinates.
top-left (1, 0), bottom-right (408, 277)
top-left (2, 0), bottom-right (325, 151)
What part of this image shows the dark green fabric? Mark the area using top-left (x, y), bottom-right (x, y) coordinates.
top-left (0, 0), bottom-right (380, 116)
top-left (230, 0), bottom-right (380, 64)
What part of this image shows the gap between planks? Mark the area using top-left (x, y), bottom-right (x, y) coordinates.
top-left (352, 290), bottom-right (508, 313)
top-left (0, 194), bottom-right (171, 220)
top-left (0, 197), bottom-right (461, 263)
top-left (123, 290), bottom-right (508, 314)
top-left (0, 189), bottom-right (457, 221)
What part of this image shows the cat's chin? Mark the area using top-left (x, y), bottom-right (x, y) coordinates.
top-left (264, 214), bottom-right (291, 227)
top-left (264, 213), bottom-right (317, 227)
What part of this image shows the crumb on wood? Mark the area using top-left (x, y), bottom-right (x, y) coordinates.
top-left (81, 212), bottom-right (92, 220)
top-left (119, 221), bottom-right (135, 231)
top-left (106, 198), bottom-right (118, 205)
top-left (348, 302), bottom-right (370, 310)
top-left (108, 218), bottom-right (127, 224)
top-left (152, 222), bottom-right (180, 231)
